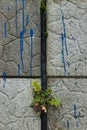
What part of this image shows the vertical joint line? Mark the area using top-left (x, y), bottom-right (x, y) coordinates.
top-left (41, 1), bottom-right (47, 130)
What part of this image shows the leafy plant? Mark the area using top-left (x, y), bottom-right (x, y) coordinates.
top-left (31, 80), bottom-right (61, 113)
top-left (40, 0), bottom-right (46, 13)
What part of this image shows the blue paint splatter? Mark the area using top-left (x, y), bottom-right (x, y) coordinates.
top-left (22, 0), bottom-right (25, 31)
top-left (61, 11), bottom-right (68, 56)
top-left (30, 28), bottom-right (34, 76)
top-left (20, 31), bottom-right (24, 71)
top-left (61, 11), bottom-right (69, 76)
top-left (66, 62), bottom-right (70, 76)
top-left (15, 0), bottom-right (18, 32)
top-left (74, 104), bottom-right (77, 119)
top-left (4, 22), bottom-right (6, 38)
top-left (67, 120), bottom-right (70, 129)
top-left (18, 64), bottom-right (20, 76)
top-left (3, 72), bottom-right (7, 88)
top-left (61, 33), bottom-right (66, 75)
top-left (76, 121), bottom-right (79, 127)
top-left (74, 67), bottom-right (77, 71)
top-left (26, 14), bottom-right (29, 26)
top-left (8, 7), bottom-right (10, 10)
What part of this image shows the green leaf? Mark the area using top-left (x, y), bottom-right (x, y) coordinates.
top-left (48, 98), bottom-right (61, 107)
top-left (32, 95), bottom-right (42, 104)
top-left (32, 80), bottom-right (41, 93)
top-left (43, 88), bottom-right (52, 97)
top-left (40, 0), bottom-right (46, 12)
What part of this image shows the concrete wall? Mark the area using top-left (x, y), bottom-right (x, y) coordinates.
top-left (0, 0), bottom-right (87, 130)
top-left (0, 0), bottom-right (41, 130)
top-left (47, 0), bottom-right (87, 130)
top-left (47, 0), bottom-right (87, 76)
top-left (0, 79), bottom-right (41, 130)
top-left (0, 0), bottom-right (40, 76)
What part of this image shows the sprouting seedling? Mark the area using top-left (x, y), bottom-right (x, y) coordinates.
top-left (31, 80), bottom-right (61, 113)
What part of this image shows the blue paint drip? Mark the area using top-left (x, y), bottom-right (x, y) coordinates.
top-left (22, 0), bottom-right (25, 31)
top-left (67, 120), bottom-right (70, 129)
top-left (4, 22), bottom-right (6, 38)
top-left (26, 14), bottom-right (29, 26)
top-left (30, 28), bottom-right (34, 76)
top-left (74, 67), bottom-right (77, 71)
top-left (22, 59), bottom-right (24, 71)
top-left (18, 64), bottom-right (20, 76)
top-left (76, 122), bottom-right (79, 127)
top-left (20, 31), bottom-right (24, 71)
top-left (15, 0), bottom-right (18, 32)
top-left (61, 33), bottom-right (66, 75)
top-left (8, 7), bottom-right (10, 10)
top-left (74, 104), bottom-right (77, 119)
top-left (3, 72), bottom-right (7, 88)
top-left (61, 11), bottom-right (68, 56)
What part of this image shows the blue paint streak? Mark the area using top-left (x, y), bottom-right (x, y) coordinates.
top-left (67, 120), bottom-right (70, 129)
top-left (74, 67), bottom-right (77, 71)
top-left (22, 0), bottom-right (25, 31)
top-left (18, 64), bottom-right (20, 76)
top-left (3, 72), bottom-right (7, 87)
top-left (61, 33), bottom-right (66, 75)
top-left (8, 7), bottom-right (10, 10)
top-left (15, 0), bottom-right (18, 32)
top-left (20, 31), bottom-right (24, 71)
top-left (74, 104), bottom-right (77, 119)
top-left (61, 11), bottom-right (68, 56)
top-left (76, 122), bottom-right (79, 127)
top-left (22, 59), bottom-right (24, 71)
top-left (26, 14), bottom-right (29, 26)
top-left (4, 22), bottom-right (6, 38)
top-left (30, 28), bottom-right (34, 76)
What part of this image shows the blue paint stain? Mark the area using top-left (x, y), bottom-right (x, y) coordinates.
top-left (15, 0), bottom-right (18, 32)
top-left (67, 62), bottom-right (70, 68)
top-left (20, 31), bottom-right (24, 71)
top-left (8, 7), bottom-right (10, 10)
top-left (30, 28), bottom-right (34, 76)
top-left (74, 67), bottom-right (77, 71)
top-left (18, 64), bottom-right (20, 76)
top-left (61, 33), bottom-right (66, 75)
top-left (74, 104), bottom-right (77, 119)
top-left (67, 120), bottom-right (70, 129)
top-left (26, 14), bottom-right (29, 26)
top-left (22, 59), bottom-right (24, 71)
top-left (3, 72), bottom-right (7, 88)
top-left (22, 0), bottom-right (25, 31)
top-left (76, 122), bottom-right (79, 127)
top-left (61, 11), bottom-right (68, 56)
top-left (4, 22), bottom-right (6, 38)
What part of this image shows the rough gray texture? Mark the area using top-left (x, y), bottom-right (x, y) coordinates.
top-left (0, 79), bottom-right (41, 130)
top-left (47, 0), bottom-right (87, 76)
top-left (0, 0), bottom-right (40, 76)
top-left (47, 78), bottom-right (87, 130)
top-left (0, 0), bottom-right (87, 130)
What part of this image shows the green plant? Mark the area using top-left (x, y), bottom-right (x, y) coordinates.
top-left (40, 0), bottom-right (46, 13)
top-left (31, 80), bottom-right (61, 113)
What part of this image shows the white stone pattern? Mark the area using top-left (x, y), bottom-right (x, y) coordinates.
top-left (47, 0), bottom-right (87, 76)
top-left (48, 78), bottom-right (87, 130)
top-left (0, 0), bottom-right (40, 76)
top-left (0, 79), bottom-right (41, 130)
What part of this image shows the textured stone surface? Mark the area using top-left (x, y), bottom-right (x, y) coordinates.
top-left (47, 78), bottom-right (87, 130)
top-left (47, 0), bottom-right (87, 76)
top-left (0, 78), bottom-right (41, 130)
top-left (0, 0), bottom-right (40, 76)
